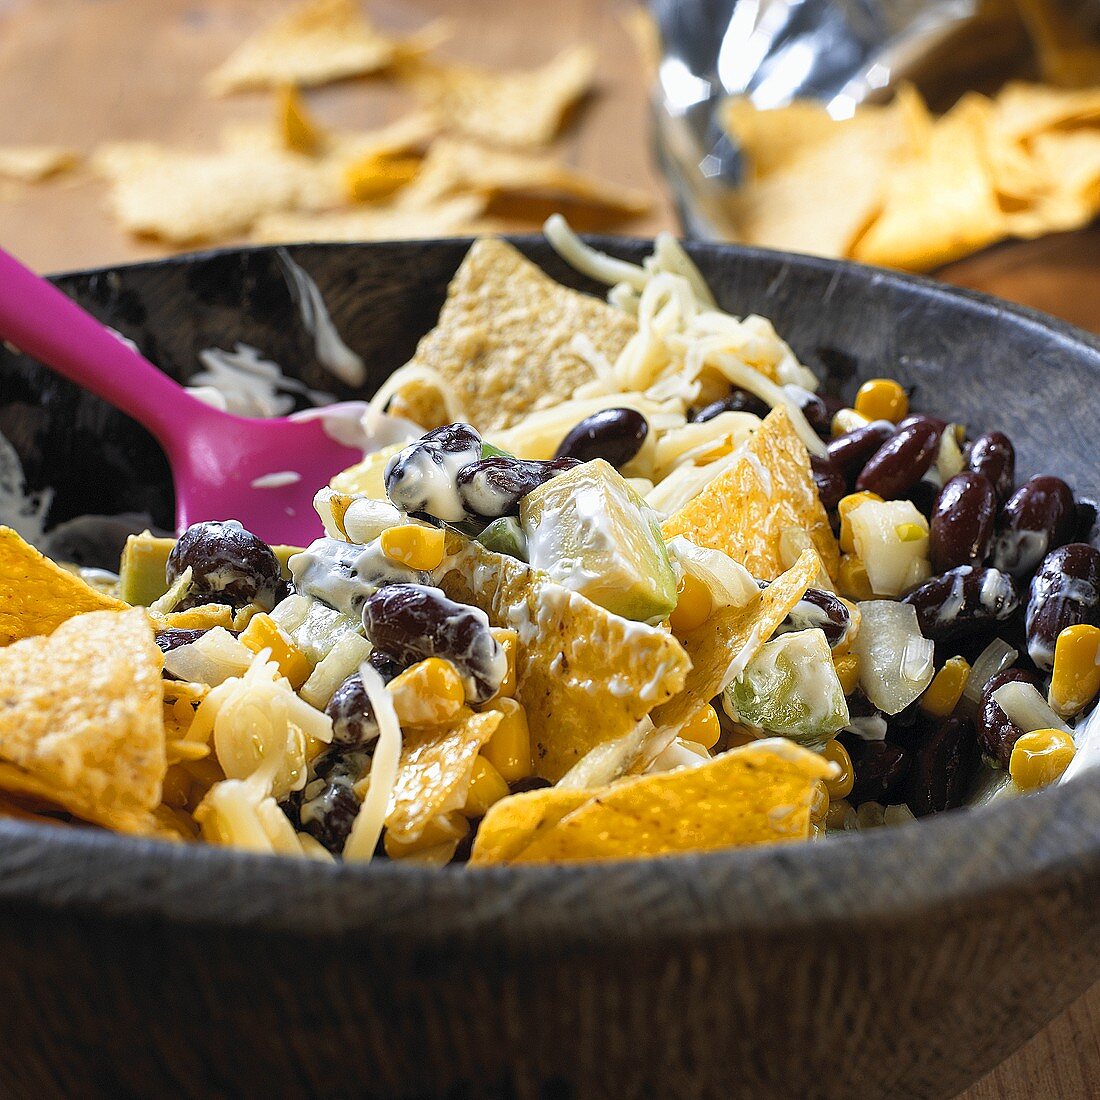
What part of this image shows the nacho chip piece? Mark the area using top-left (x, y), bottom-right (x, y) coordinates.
top-left (384, 707), bottom-right (502, 842)
top-left (206, 0), bottom-right (408, 95)
top-left (661, 407), bottom-right (839, 581)
top-left (278, 84), bottom-right (325, 155)
top-left (469, 786), bottom-right (593, 863)
top-left (0, 145), bottom-right (78, 182)
top-left (439, 537), bottom-right (690, 781)
top-left (152, 604), bottom-right (236, 633)
top-left (344, 154), bottom-right (421, 201)
top-left (404, 45), bottom-right (596, 149)
top-left (504, 738), bottom-right (835, 863)
top-left (0, 607), bottom-right (166, 823)
top-left (992, 81), bottom-right (1100, 141)
top-left (650, 549), bottom-right (818, 735)
top-left (721, 97), bottom-right (840, 177)
top-left (399, 237), bottom-right (636, 431)
top-left (1001, 128), bottom-right (1100, 238)
top-left (0, 526), bottom-right (126, 645)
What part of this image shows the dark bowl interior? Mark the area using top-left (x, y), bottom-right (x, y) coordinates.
top-left (0, 239), bottom-right (1098, 1100)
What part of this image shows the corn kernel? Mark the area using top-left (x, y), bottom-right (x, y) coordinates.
top-left (490, 627), bottom-right (518, 699)
top-left (1009, 728), bottom-right (1076, 791)
top-left (1048, 624), bottom-right (1100, 718)
top-left (831, 408), bottom-right (871, 437)
top-left (895, 523), bottom-right (926, 543)
top-left (463, 755), bottom-right (510, 818)
top-left (854, 378), bottom-right (908, 423)
top-left (920, 656), bottom-right (971, 718)
top-left (387, 657), bottom-right (465, 727)
top-left (822, 739), bottom-right (854, 800)
top-left (482, 697), bottom-right (533, 781)
top-left (380, 524), bottom-right (446, 571)
top-left (383, 812), bottom-right (468, 861)
top-left (238, 613), bottom-right (313, 689)
top-left (825, 798), bottom-right (855, 832)
top-left (838, 491), bottom-right (883, 553)
top-left (669, 572), bottom-right (713, 634)
top-left (838, 554), bottom-right (875, 601)
top-left (833, 651), bottom-right (860, 696)
top-left (681, 704), bottom-right (720, 749)
top-left (344, 154), bottom-right (421, 202)
top-left (277, 84), bottom-right (322, 155)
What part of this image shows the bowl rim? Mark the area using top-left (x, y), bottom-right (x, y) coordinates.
top-left (3, 235), bottom-right (1097, 943)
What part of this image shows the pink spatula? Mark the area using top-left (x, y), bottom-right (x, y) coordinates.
top-left (0, 247), bottom-right (366, 545)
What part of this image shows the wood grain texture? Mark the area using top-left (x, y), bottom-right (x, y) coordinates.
top-left (0, 0), bottom-right (1097, 1093)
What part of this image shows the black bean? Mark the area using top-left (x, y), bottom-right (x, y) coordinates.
top-left (902, 566), bottom-right (1018, 641)
top-left (966, 431), bottom-right (1015, 501)
top-left (1075, 500), bottom-right (1098, 544)
top-left (456, 456), bottom-right (579, 518)
top-left (905, 477), bottom-right (941, 520)
top-left (856, 420), bottom-right (941, 499)
top-left (839, 734), bottom-right (911, 806)
top-left (166, 520), bottom-right (285, 611)
top-left (384, 423), bottom-right (483, 522)
top-left (154, 628), bottom-right (209, 654)
top-left (691, 389), bottom-right (769, 422)
top-left (904, 715), bottom-right (979, 816)
top-left (324, 675), bottom-right (381, 748)
top-left (363, 583), bottom-right (505, 703)
top-left (1025, 543), bottom-right (1100, 670)
top-left (826, 420), bottom-right (895, 478)
top-left (991, 476), bottom-right (1076, 581)
top-left (299, 778), bottom-right (360, 855)
top-left (509, 776), bottom-right (552, 794)
top-left (930, 472), bottom-right (997, 572)
top-left (553, 408), bottom-right (649, 468)
top-left (810, 455), bottom-right (846, 512)
top-left (776, 588), bottom-right (851, 648)
top-left (977, 668), bottom-right (1036, 767)
top-left (367, 648), bottom-right (405, 683)
top-left (896, 414), bottom-right (947, 437)
top-left (785, 387), bottom-right (830, 435)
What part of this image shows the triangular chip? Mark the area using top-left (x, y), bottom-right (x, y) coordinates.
top-left (661, 408), bottom-right (839, 581)
top-left (398, 238), bottom-right (637, 431)
top-left (206, 0), bottom-right (424, 94)
top-left (651, 549), bottom-right (818, 734)
top-left (0, 526), bottom-right (126, 645)
top-left (384, 707), bottom-right (502, 842)
top-left (404, 45), bottom-right (596, 149)
top-left (495, 739), bottom-right (835, 863)
top-left (439, 537), bottom-right (691, 781)
top-left (0, 145), bottom-right (78, 182)
top-left (992, 81), bottom-right (1100, 142)
top-left (469, 786), bottom-right (593, 863)
top-left (277, 85), bottom-right (325, 155)
top-left (0, 607), bottom-right (166, 822)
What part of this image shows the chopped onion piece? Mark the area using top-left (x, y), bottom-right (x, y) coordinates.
top-left (163, 627), bottom-right (254, 686)
top-left (666, 536), bottom-right (759, 610)
top-left (854, 601), bottom-right (934, 714)
top-left (936, 425), bottom-right (966, 483)
top-left (990, 681), bottom-right (1072, 736)
top-left (848, 499), bottom-right (929, 596)
top-left (961, 639), bottom-right (1018, 709)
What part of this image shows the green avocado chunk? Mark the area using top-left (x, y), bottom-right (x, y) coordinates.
top-left (475, 516), bottom-right (528, 561)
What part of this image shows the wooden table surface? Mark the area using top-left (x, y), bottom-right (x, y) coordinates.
top-left (0, 2), bottom-right (1097, 1096)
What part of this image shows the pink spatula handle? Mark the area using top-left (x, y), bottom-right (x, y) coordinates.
top-left (0, 247), bottom-right (209, 450)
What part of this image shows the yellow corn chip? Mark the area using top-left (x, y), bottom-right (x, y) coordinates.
top-left (0, 526), bottom-right (126, 645)
top-left (151, 604), bottom-right (235, 633)
top-left (0, 607), bottom-right (166, 823)
top-left (399, 238), bottom-right (637, 431)
top-left (439, 537), bottom-right (691, 781)
top-left (404, 45), bottom-right (596, 149)
top-left (992, 81), bottom-right (1100, 141)
top-left (330, 442), bottom-right (405, 496)
top-left (662, 408), bottom-right (839, 581)
top-left (0, 145), bottom-right (78, 182)
top-left (278, 85), bottom-right (325, 155)
top-left (344, 154), bottom-right (421, 201)
top-left (469, 786), bottom-right (593, 864)
top-left (498, 739), bottom-right (835, 863)
top-left (1002, 129), bottom-right (1100, 238)
top-left (206, 0), bottom-right (414, 95)
top-left (721, 97), bottom-right (841, 177)
top-left (384, 707), bottom-right (502, 842)
top-left (650, 549), bottom-right (818, 734)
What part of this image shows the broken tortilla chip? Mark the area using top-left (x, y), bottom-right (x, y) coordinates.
top-left (0, 526), bottom-right (127, 645)
top-left (398, 237), bottom-right (637, 431)
top-left (651, 549), bottom-right (819, 734)
top-left (439, 536), bottom-right (691, 782)
top-left (404, 44), bottom-right (596, 149)
top-left (206, 0), bottom-right (422, 94)
top-left (662, 408), bottom-right (839, 581)
top-left (469, 786), bottom-right (593, 863)
top-left (384, 707), bottom-right (501, 842)
top-left (278, 84), bottom-right (325, 155)
top-left (490, 738), bottom-right (836, 863)
top-left (0, 145), bottom-right (78, 182)
top-left (0, 607), bottom-right (166, 825)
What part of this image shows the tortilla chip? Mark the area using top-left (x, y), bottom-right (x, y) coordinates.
top-left (439, 537), bottom-right (690, 781)
top-left (1001, 128), bottom-right (1100, 237)
top-left (662, 407), bottom-right (839, 581)
top-left (278, 84), bottom-right (325, 155)
top-left (992, 81), bottom-right (1100, 141)
top-left (404, 45), bottom-right (596, 149)
top-left (0, 607), bottom-right (166, 823)
top-left (495, 739), bottom-right (835, 863)
top-left (0, 526), bottom-right (126, 645)
top-left (206, 0), bottom-right (415, 94)
top-left (151, 604), bottom-right (236, 633)
top-left (344, 154), bottom-right (421, 201)
top-left (399, 237), bottom-right (637, 431)
top-left (399, 137), bottom-right (650, 222)
top-left (469, 786), bottom-right (593, 863)
top-left (651, 549), bottom-right (818, 734)
top-left (0, 145), bottom-right (78, 182)
top-left (384, 707), bottom-right (502, 842)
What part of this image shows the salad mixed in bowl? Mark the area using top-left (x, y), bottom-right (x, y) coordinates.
top-left (0, 219), bottom-right (1095, 867)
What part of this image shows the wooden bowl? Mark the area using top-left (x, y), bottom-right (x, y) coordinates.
top-left (0, 239), bottom-right (1097, 1100)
